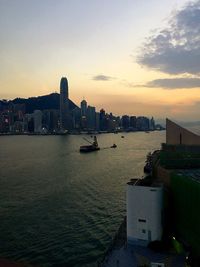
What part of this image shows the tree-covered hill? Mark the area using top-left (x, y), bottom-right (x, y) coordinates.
top-left (0, 93), bottom-right (78, 113)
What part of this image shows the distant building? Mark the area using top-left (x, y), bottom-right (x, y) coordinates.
top-left (87, 105), bottom-right (96, 130)
top-left (43, 109), bottom-right (59, 132)
top-left (72, 107), bottom-right (81, 130)
top-left (0, 111), bottom-right (10, 133)
top-left (127, 178), bottom-right (163, 246)
top-left (80, 99), bottom-right (87, 130)
top-left (107, 114), bottom-right (117, 132)
top-left (136, 116), bottom-right (150, 131)
top-left (130, 116), bottom-right (137, 129)
top-left (81, 99), bottom-right (87, 117)
top-left (95, 112), bottom-right (100, 131)
top-left (60, 77), bottom-right (69, 130)
top-left (33, 110), bottom-right (43, 133)
top-left (121, 115), bottom-right (130, 130)
top-left (99, 109), bottom-right (106, 131)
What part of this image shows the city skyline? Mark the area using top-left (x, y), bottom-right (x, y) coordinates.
top-left (0, 76), bottom-right (159, 134)
top-left (1, 0), bottom-right (200, 121)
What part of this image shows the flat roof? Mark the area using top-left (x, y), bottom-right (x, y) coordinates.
top-left (127, 177), bottom-right (162, 187)
top-left (175, 169), bottom-right (200, 183)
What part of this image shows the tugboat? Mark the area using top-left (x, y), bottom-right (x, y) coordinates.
top-left (80, 136), bottom-right (100, 153)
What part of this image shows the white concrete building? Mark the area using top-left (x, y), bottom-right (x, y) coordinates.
top-left (127, 179), bottom-right (163, 246)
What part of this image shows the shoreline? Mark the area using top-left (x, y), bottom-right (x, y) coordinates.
top-left (0, 129), bottom-right (165, 136)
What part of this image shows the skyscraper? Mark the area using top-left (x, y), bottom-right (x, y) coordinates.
top-left (87, 105), bottom-right (96, 130)
top-left (80, 99), bottom-right (87, 129)
top-left (81, 99), bottom-right (87, 117)
top-left (60, 77), bottom-right (69, 130)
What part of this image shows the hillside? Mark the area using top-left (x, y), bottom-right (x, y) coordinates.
top-left (0, 93), bottom-right (78, 113)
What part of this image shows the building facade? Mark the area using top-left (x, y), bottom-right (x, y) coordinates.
top-left (127, 179), bottom-right (163, 246)
top-left (166, 118), bottom-right (200, 145)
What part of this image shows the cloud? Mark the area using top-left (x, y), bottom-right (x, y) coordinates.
top-left (92, 74), bottom-right (114, 81)
top-left (137, 1), bottom-right (200, 75)
top-left (143, 77), bottom-right (200, 89)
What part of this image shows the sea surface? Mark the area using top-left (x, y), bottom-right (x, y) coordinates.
top-left (0, 131), bottom-right (165, 267)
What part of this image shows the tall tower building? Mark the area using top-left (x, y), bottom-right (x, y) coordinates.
top-left (80, 99), bottom-right (87, 129)
top-left (87, 105), bottom-right (96, 130)
top-left (60, 77), bottom-right (69, 130)
top-left (81, 99), bottom-right (87, 117)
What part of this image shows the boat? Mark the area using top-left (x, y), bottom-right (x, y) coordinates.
top-left (80, 136), bottom-right (100, 153)
top-left (110, 143), bottom-right (117, 148)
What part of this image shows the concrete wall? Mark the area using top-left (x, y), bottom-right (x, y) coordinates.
top-left (127, 184), bottom-right (163, 246)
top-left (166, 119), bottom-right (200, 145)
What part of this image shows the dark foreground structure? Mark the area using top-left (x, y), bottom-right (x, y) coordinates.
top-left (101, 119), bottom-right (200, 267)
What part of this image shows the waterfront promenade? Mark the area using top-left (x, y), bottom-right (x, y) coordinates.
top-left (99, 216), bottom-right (185, 267)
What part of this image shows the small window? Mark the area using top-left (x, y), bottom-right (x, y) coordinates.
top-left (142, 229), bottom-right (146, 233)
top-left (138, 219), bottom-right (146, 223)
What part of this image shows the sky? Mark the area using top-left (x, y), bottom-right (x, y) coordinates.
top-left (0, 0), bottom-right (200, 121)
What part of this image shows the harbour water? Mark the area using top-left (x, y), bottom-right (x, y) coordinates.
top-left (0, 131), bottom-right (165, 267)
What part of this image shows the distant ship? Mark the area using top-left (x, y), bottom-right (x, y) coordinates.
top-left (110, 143), bottom-right (117, 148)
top-left (80, 136), bottom-right (100, 153)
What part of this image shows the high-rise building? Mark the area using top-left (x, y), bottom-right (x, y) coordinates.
top-left (122, 115), bottom-right (130, 130)
top-left (33, 110), bottom-right (43, 133)
top-left (43, 109), bottom-right (59, 132)
top-left (81, 99), bottom-right (87, 117)
top-left (99, 109), bottom-right (106, 131)
top-left (80, 99), bottom-right (87, 129)
top-left (60, 77), bottom-right (69, 130)
top-left (136, 116), bottom-right (150, 131)
top-left (95, 112), bottom-right (100, 131)
top-left (130, 116), bottom-right (137, 129)
top-left (72, 107), bottom-right (81, 130)
top-left (87, 105), bottom-right (96, 130)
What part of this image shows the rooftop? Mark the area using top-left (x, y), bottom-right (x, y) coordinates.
top-left (166, 119), bottom-right (200, 136)
top-left (178, 123), bottom-right (200, 136)
top-left (127, 177), bottom-right (162, 187)
top-left (174, 169), bottom-right (200, 184)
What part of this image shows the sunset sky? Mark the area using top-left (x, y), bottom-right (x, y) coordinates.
top-left (1, 0), bottom-right (200, 121)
